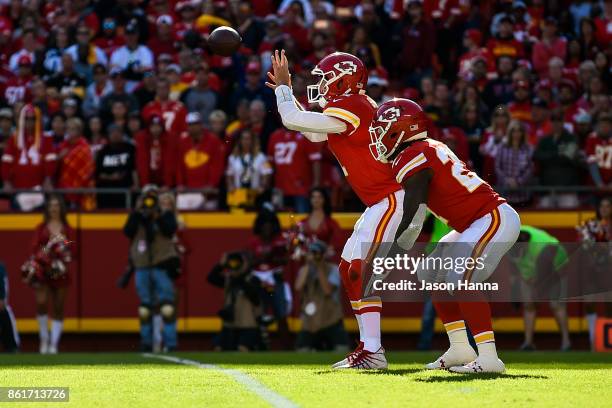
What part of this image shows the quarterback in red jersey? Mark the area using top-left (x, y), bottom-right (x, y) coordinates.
top-left (267, 50), bottom-right (402, 369)
top-left (369, 98), bottom-right (521, 373)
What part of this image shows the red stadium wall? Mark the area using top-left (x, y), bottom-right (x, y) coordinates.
top-left (0, 211), bottom-right (594, 334)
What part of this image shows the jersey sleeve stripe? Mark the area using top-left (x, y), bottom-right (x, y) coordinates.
top-left (322, 107), bottom-right (360, 129)
top-left (395, 153), bottom-right (427, 183)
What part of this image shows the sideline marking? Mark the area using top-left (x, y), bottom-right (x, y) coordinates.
top-left (143, 353), bottom-right (298, 408)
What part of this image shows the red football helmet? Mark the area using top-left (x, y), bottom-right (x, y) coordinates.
top-left (369, 98), bottom-right (430, 163)
top-left (307, 52), bottom-right (367, 107)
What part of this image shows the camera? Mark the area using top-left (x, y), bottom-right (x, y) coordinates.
top-left (308, 241), bottom-right (327, 262)
top-left (139, 188), bottom-right (160, 217)
top-left (224, 252), bottom-right (246, 272)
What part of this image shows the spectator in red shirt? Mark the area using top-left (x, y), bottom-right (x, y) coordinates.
top-left (57, 118), bottom-right (94, 209)
top-left (176, 112), bottom-right (226, 210)
top-left (3, 54), bottom-right (33, 105)
top-left (1, 105), bottom-right (56, 199)
top-left (142, 76), bottom-right (188, 137)
top-left (267, 129), bottom-right (321, 213)
top-left (148, 15), bottom-right (178, 58)
top-left (458, 29), bottom-right (494, 78)
top-left (532, 17), bottom-right (567, 76)
top-left (396, 0), bottom-right (436, 87)
top-left (281, 6), bottom-right (311, 54)
top-left (135, 115), bottom-right (177, 188)
top-left (508, 80), bottom-right (532, 125)
top-left (486, 15), bottom-right (524, 60)
top-left (594, 2), bottom-right (612, 48)
top-left (586, 113), bottom-right (612, 187)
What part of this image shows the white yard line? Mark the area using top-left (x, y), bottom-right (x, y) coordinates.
top-left (142, 353), bottom-right (298, 408)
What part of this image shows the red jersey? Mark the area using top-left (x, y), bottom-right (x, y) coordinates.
top-left (392, 138), bottom-right (506, 232)
top-left (585, 134), bottom-right (612, 184)
top-left (1, 133), bottom-right (57, 188)
top-left (3, 75), bottom-right (32, 105)
top-left (142, 99), bottom-right (188, 135)
top-left (176, 132), bottom-right (225, 188)
top-left (134, 129), bottom-right (178, 187)
top-left (322, 94), bottom-right (400, 206)
top-left (267, 129), bottom-right (321, 197)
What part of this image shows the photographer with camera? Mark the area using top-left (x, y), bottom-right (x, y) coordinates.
top-left (208, 252), bottom-right (262, 351)
top-left (295, 241), bottom-right (348, 352)
top-left (123, 185), bottom-right (179, 352)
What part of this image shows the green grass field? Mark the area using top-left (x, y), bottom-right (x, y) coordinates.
top-left (1, 352), bottom-right (611, 407)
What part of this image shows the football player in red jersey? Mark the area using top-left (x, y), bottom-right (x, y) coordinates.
top-left (267, 50), bottom-right (402, 369)
top-left (369, 99), bottom-right (521, 373)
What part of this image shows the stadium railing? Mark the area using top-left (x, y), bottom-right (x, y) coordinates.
top-left (0, 186), bottom-right (610, 212)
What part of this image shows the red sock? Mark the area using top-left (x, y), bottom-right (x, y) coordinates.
top-left (432, 301), bottom-right (462, 324)
top-left (339, 259), bottom-right (363, 302)
top-left (458, 301), bottom-right (493, 336)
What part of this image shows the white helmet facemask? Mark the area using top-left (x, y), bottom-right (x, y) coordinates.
top-left (307, 62), bottom-right (357, 108)
top-left (368, 120), bottom-right (404, 164)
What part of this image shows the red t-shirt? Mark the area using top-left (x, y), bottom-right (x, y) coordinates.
top-left (585, 133), bottom-right (612, 184)
top-left (267, 129), bottom-right (321, 197)
top-left (176, 132), bottom-right (226, 188)
top-left (142, 99), bottom-right (188, 135)
top-left (508, 101), bottom-right (533, 125)
top-left (486, 37), bottom-right (524, 59)
top-left (391, 138), bottom-right (506, 232)
top-left (323, 93), bottom-right (401, 206)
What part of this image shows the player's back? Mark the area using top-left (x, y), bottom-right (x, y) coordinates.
top-left (323, 94), bottom-right (400, 206)
top-left (392, 138), bottom-right (505, 231)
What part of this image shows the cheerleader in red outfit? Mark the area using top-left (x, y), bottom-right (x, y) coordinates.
top-left (23, 195), bottom-right (75, 354)
top-left (298, 188), bottom-right (343, 261)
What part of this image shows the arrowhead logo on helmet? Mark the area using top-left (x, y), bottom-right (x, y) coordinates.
top-left (378, 107), bottom-right (401, 123)
top-left (307, 52), bottom-right (367, 108)
top-left (368, 99), bottom-right (429, 163)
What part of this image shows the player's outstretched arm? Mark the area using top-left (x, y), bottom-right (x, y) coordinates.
top-left (266, 50), bottom-right (346, 139)
top-left (395, 169), bottom-right (433, 251)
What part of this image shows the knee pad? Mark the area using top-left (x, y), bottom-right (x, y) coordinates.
top-left (138, 305), bottom-right (152, 321)
top-left (339, 259), bottom-right (363, 302)
top-left (160, 303), bottom-right (175, 322)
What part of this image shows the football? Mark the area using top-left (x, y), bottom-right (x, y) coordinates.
top-left (207, 26), bottom-right (242, 56)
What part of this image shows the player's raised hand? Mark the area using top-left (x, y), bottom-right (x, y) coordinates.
top-left (265, 49), bottom-right (291, 90)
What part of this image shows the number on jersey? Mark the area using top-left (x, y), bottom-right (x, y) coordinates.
top-left (274, 142), bottom-right (297, 164)
top-left (434, 144), bottom-right (484, 192)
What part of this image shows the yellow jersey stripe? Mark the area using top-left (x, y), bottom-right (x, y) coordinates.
top-left (396, 153), bottom-right (427, 183)
top-left (323, 107), bottom-right (360, 129)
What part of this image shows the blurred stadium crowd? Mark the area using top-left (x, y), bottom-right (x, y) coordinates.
top-left (0, 0), bottom-right (610, 212)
